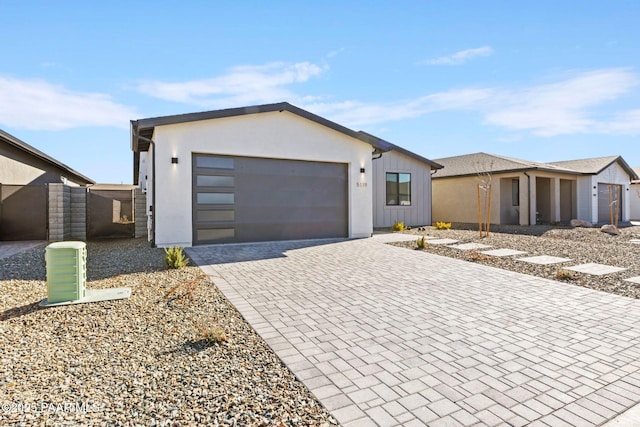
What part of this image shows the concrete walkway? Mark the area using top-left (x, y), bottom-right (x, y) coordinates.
top-left (188, 237), bottom-right (640, 426)
top-left (0, 241), bottom-right (46, 260)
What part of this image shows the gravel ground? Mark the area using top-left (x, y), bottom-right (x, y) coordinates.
top-left (0, 239), bottom-right (336, 426)
top-left (389, 224), bottom-right (640, 298)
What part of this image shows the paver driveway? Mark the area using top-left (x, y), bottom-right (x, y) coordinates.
top-left (188, 237), bottom-right (640, 426)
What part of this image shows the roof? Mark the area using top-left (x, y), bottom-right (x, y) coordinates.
top-left (130, 102), bottom-right (441, 169)
top-left (549, 156), bottom-right (638, 180)
top-left (432, 152), bottom-right (576, 178)
top-left (633, 167), bottom-right (640, 183)
top-left (357, 131), bottom-right (442, 170)
top-left (131, 102), bottom-right (379, 152)
top-left (433, 152), bottom-right (639, 180)
top-left (0, 128), bottom-right (94, 185)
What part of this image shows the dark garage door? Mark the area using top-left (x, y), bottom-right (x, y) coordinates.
top-left (598, 183), bottom-right (622, 224)
top-left (192, 154), bottom-right (348, 244)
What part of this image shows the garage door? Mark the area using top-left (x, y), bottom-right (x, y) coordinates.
top-left (598, 183), bottom-right (622, 224)
top-left (192, 154), bottom-right (348, 244)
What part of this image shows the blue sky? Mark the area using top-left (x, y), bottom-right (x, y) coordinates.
top-left (1, 1), bottom-right (639, 183)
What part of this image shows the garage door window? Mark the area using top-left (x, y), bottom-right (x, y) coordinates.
top-left (386, 172), bottom-right (411, 206)
top-left (197, 193), bottom-right (234, 204)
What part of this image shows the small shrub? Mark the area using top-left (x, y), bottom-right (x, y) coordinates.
top-left (416, 235), bottom-right (427, 249)
top-left (391, 221), bottom-right (407, 232)
top-left (435, 221), bottom-right (452, 230)
top-left (196, 320), bottom-right (227, 344)
top-left (556, 269), bottom-right (576, 281)
top-left (165, 274), bottom-right (204, 303)
top-left (468, 250), bottom-right (488, 262)
top-left (164, 246), bottom-right (189, 269)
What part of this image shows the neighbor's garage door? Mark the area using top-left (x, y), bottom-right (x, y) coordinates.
top-left (192, 154), bottom-right (348, 244)
top-left (598, 183), bottom-right (623, 223)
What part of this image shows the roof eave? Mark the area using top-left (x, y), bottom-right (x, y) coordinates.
top-left (0, 129), bottom-right (94, 185)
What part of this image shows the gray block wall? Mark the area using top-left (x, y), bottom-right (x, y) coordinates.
top-left (70, 186), bottom-right (87, 240)
top-left (48, 184), bottom-right (87, 241)
top-left (48, 183), bottom-right (71, 241)
top-left (134, 188), bottom-right (147, 239)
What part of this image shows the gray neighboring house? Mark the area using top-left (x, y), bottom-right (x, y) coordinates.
top-left (432, 152), bottom-right (638, 226)
top-left (0, 129), bottom-right (94, 240)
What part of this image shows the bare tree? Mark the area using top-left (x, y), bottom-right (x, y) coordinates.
top-left (475, 160), bottom-right (493, 237)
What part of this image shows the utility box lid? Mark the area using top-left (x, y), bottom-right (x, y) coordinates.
top-left (46, 241), bottom-right (87, 250)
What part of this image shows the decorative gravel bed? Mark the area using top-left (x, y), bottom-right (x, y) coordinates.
top-left (388, 224), bottom-right (640, 298)
top-left (0, 239), bottom-right (336, 426)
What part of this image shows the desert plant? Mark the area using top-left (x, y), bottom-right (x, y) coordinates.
top-left (391, 221), bottom-right (407, 232)
top-left (435, 221), bottom-right (452, 230)
top-left (556, 268), bottom-right (576, 281)
top-left (196, 319), bottom-right (227, 344)
top-left (416, 235), bottom-right (427, 249)
top-left (165, 274), bottom-right (204, 303)
top-left (164, 246), bottom-right (189, 269)
top-left (468, 250), bottom-right (488, 262)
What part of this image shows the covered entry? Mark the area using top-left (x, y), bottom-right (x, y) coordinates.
top-left (192, 154), bottom-right (348, 244)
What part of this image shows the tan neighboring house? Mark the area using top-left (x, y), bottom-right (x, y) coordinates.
top-left (632, 167), bottom-right (640, 221)
top-left (432, 152), bottom-right (638, 226)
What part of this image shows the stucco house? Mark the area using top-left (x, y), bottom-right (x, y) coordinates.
top-left (632, 167), bottom-right (640, 221)
top-left (131, 102), bottom-right (442, 247)
top-left (1, 129), bottom-right (94, 240)
top-left (432, 152), bottom-right (638, 226)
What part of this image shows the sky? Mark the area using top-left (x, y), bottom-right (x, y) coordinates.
top-left (1, 1), bottom-right (639, 184)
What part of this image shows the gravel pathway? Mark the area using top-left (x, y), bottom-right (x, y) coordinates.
top-left (389, 224), bottom-right (640, 299)
top-left (0, 239), bottom-right (336, 426)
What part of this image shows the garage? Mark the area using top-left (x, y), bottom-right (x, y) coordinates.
top-left (192, 153), bottom-right (348, 244)
top-left (598, 183), bottom-right (623, 224)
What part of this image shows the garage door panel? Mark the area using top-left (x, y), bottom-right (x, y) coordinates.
top-left (193, 154), bottom-right (348, 245)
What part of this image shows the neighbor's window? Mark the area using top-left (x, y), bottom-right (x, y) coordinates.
top-left (512, 179), bottom-right (520, 206)
top-left (386, 172), bottom-right (411, 206)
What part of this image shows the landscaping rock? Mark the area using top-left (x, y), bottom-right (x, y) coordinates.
top-left (570, 219), bottom-right (593, 228)
top-left (601, 224), bottom-right (620, 235)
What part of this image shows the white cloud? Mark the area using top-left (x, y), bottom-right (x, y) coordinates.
top-left (482, 68), bottom-right (638, 136)
top-left (137, 62), bottom-right (327, 108)
top-left (304, 88), bottom-right (493, 127)
top-left (0, 76), bottom-right (136, 130)
top-left (308, 68), bottom-right (639, 139)
top-left (425, 46), bottom-right (494, 65)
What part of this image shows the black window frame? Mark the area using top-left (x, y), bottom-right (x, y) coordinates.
top-left (386, 172), bottom-right (412, 206)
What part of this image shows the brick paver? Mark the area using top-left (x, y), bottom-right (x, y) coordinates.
top-left (188, 237), bottom-right (640, 426)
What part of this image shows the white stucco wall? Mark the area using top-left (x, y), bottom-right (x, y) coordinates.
top-left (371, 150), bottom-right (433, 228)
top-left (148, 110), bottom-right (374, 247)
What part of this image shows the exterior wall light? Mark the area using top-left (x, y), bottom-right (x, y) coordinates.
top-left (171, 157), bottom-right (179, 164)
top-left (360, 167), bottom-right (366, 173)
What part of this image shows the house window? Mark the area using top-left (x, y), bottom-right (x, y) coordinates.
top-left (386, 172), bottom-right (411, 206)
top-left (512, 179), bottom-right (520, 206)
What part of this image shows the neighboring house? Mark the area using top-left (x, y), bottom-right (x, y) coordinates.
top-left (632, 167), bottom-right (640, 221)
top-left (1, 129), bottom-right (93, 186)
top-left (432, 152), bottom-right (638, 226)
top-left (131, 102), bottom-right (442, 247)
top-left (0, 129), bottom-right (94, 240)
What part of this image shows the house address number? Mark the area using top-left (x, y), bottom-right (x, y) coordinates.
top-left (356, 182), bottom-right (368, 188)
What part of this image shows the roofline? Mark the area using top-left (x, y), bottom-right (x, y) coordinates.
top-left (602, 156), bottom-right (639, 181)
top-left (131, 102), bottom-right (394, 154)
top-left (357, 131), bottom-right (443, 170)
top-left (0, 128), bottom-right (94, 185)
top-left (431, 166), bottom-right (586, 179)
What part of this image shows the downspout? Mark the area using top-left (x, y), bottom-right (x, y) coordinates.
top-left (135, 133), bottom-right (156, 248)
top-left (524, 171), bottom-right (532, 225)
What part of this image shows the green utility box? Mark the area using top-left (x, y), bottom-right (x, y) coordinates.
top-left (45, 241), bottom-right (87, 304)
